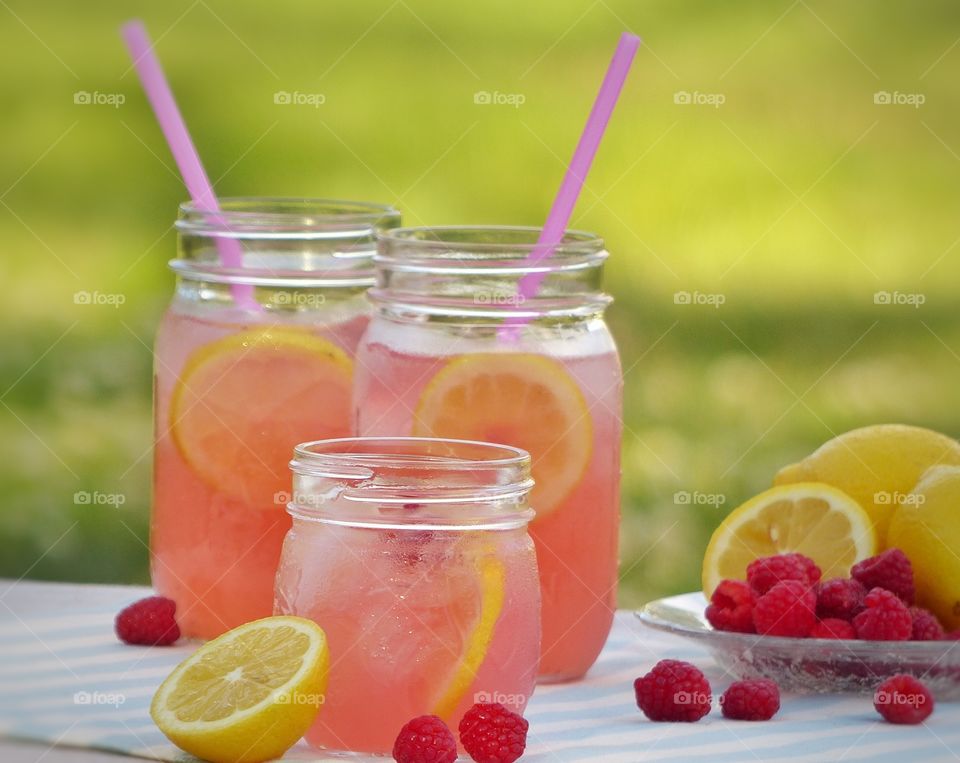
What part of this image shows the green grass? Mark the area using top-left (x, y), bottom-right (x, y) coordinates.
top-left (3, 0), bottom-right (960, 606)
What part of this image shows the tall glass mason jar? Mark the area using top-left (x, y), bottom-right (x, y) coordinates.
top-left (275, 436), bottom-right (540, 755)
top-left (152, 198), bottom-right (399, 639)
top-left (354, 226), bottom-right (623, 682)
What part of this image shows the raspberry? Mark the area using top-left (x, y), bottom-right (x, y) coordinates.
top-left (816, 578), bottom-right (866, 621)
top-left (634, 659), bottom-right (712, 722)
top-left (851, 548), bottom-right (914, 604)
top-left (746, 553), bottom-right (821, 596)
top-left (853, 588), bottom-right (913, 641)
top-left (114, 596), bottom-right (180, 646)
top-left (909, 607), bottom-right (945, 641)
top-left (720, 679), bottom-right (780, 721)
top-left (458, 703), bottom-right (528, 763)
top-left (753, 580), bottom-right (817, 637)
top-left (810, 618), bottom-right (857, 639)
top-left (873, 675), bottom-right (934, 724)
top-left (392, 715), bottom-right (456, 763)
top-left (705, 580), bottom-right (756, 633)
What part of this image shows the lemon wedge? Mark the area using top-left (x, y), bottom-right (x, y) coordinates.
top-left (151, 616), bottom-right (329, 763)
top-left (702, 483), bottom-right (876, 597)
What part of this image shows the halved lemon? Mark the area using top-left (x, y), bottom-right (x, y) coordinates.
top-left (412, 353), bottom-right (592, 518)
top-left (170, 327), bottom-right (353, 507)
top-left (432, 551), bottom-right (505, 720)
top-left (701, 483), bottom-right (877, 597)
top-left (151, 616), bottom-right (329, 763)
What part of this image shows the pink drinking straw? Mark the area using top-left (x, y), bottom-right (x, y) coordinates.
top-left (502, 32), bottom-right (641, 337)
top-left (121, 20), bottom-right (258, 310)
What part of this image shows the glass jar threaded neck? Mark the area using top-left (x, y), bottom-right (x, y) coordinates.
top-left (173, 197), bottom-right (401, 288)
top-left (287, 437), bottom-right (535, 530)
top-left (371, 225), bottom-right (611, 323)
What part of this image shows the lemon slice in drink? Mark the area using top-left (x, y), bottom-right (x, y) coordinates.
top-left (701, 483), bottom-right (876, 597)
top-left (151, 616), bottom-right (329, 763)
top-left (432, 553), bottom-right (506, 720)
top-left (413, 353), bottom-right (592, 518)
top-left (170, 327), bottom-right (353, 507)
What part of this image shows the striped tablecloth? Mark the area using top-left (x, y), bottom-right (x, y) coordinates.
top-left (1, 580), bottom-right (958, 762)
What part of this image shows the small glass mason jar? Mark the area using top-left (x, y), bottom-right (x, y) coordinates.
top-left (274, 436), bottom-right (541, 755)
top-left (354, 226), bottom-right (623, 682)
top-left (151, 198), bottom-right (399, 640)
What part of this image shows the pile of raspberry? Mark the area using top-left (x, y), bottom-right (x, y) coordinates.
top-left (706, 548), bottom-right (956, 641)
top-left (634, 660), bottom-right (780, 722)
top-left (633, 659), bottom-right (935, 725)
top-left (393, 702), bottom-right (528, 763)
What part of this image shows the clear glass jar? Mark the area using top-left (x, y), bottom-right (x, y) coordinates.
top-left (274, 436), bottom-right (540, 755)
top-left (354, 226), bottom-right (622, 682)
top-left (151, 198), bottom-right (400, 640)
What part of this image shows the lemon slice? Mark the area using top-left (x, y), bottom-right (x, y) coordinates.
top-left (151, 616), bottom-right (329, 763)
top-left (413, 353), bottom-right (592, 518)
top-left (701, 483), bottom-right (876, 597)
top-left (170, 327), bottom-right (353, 507)
top-left (432, 552), bottom-right (505, 720)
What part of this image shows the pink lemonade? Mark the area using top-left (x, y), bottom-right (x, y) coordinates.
top-left (274, 437), bottom-right (541, 754)
top-left (356, 332), bottom-right (622, 680)
top-left (152, 308), bottom-right (369, 639)
top-left (276, 523), bottom-right (539, 752)
top-left (151, 197), bottom-right (399, 639)
top-left (356, 225), bottom-right (623, 681)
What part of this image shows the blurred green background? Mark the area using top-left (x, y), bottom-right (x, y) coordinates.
top-left (3, 0), bottom-right (960, 607)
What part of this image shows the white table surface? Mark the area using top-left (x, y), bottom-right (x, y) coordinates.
top-left (2, 579), bottom-right (960, 762)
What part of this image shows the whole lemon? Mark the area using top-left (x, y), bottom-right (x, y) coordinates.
top-left (774, 424), bottom-right (960, 545)
top-left (888, 465), bottom-right (960, 630)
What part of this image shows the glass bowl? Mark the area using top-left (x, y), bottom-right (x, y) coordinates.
top-left (637, 592), bottom-right (960, 698)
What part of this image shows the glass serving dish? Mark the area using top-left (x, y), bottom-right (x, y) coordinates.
top-left (637, 592), bottom-right (960, 698)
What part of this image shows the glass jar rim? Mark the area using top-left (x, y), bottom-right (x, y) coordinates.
top-left (177, 197), bottom-right (401, 237)
top-left (173, 196), bottom-right (400, 287)
top-left (288, 437), bottom-right (535, 530)
top-left (377, 225), bottom-right (606, 263)
top-left (372, 225), bottom-right (610, 320)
